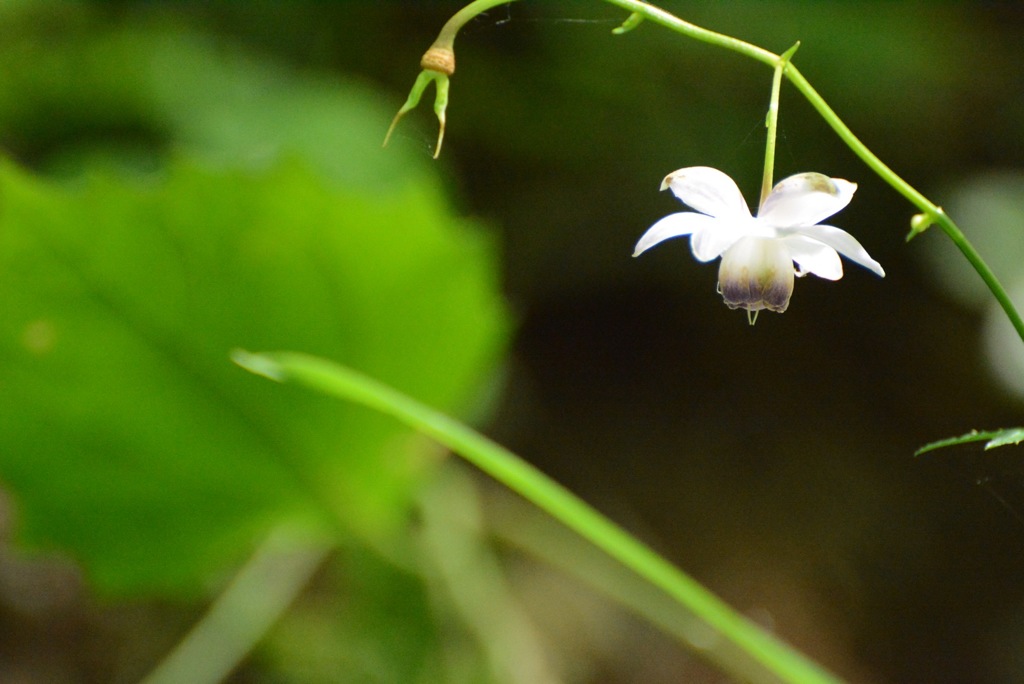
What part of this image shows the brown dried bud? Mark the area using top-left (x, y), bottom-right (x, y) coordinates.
top-left (420, 46), bottom-right (455, 76)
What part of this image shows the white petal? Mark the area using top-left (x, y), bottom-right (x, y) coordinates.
top-left (783, 235), bottom-right (843, 280)
top-left (758, 173), bottom-right (856, 227)
top-left (690, 217), bottom-right (751, 262)
top-left (633, 212), bottom-right (718, 257)
top-left (796, 224), bottom-right (885, 277)
top-left (661, 166), bottom-right (752, 221)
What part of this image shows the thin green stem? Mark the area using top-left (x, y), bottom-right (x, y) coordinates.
top-left (419, 466), bottom-right (559, 683)
top-left (760, 43), bottom-right (799, 210)
top-left (140, 526), bottom-right (331, 684)
top-left (434, 0), bottom-right (521, 49)
top-left (603, 0), bottom-right (777, 65)
top-left (933, 211), bottom-right (1024, 342)
top-left (782, 66), bottom-right (937, 212)
top-left (599, 0), bottom-right (937, 213)
top-left (232, 350), bottom-right (843, 684)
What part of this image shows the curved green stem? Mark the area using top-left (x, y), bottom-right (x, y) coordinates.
top-left (232, 350), bottom-right (842, 684)
top-left (781, 67), bottom-right (936, 212)
top-left (434, 0), bottom-right (521, 49)
top-left (598, 0), bottom-right (937, 214)
top-left (777, 68), bottom-right (1024, 337)
top-left (604, 0), bottom-right (777, 64)
top-left (140, 526), bottom-right (331, 684)
top-left (933, 211), bottom-right (1024, 342)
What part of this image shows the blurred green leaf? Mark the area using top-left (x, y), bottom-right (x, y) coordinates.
top-left (0, 9), bottom-right (508, 599)
top-left (266, 545), bottom-right (444, 684)
top-left (0, 17), bottom-right (428, 189)
top-left (0, 154), bottom-right (507, 595)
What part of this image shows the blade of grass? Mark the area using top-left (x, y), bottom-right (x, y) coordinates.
top-left (232, 349), bottom-right (843, 684)
top-left (140, 525), bottom-right (331, 684)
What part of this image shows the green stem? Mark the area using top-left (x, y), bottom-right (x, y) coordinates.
top-left (603, 0), bottom-right (777, 64)
top-left (597, 0), bottom-right (934, 212)
top-left (232, 350), bottom-right (843, 684)
top-left (140, 526), bottom-right (331, 684)
top-left (434, 0), bottom-right (522, 49)
top-left (933, 211), bottom-right (1024, 342)
top-left (760, 42), bottom-right (800, 210)
top-left (419, 466), bottom-right (559, 683)
top-left (781, 67), bottom-right (935, 211)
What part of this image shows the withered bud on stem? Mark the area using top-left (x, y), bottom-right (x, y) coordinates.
top-left (383, 44), bottom-right (455, 159)
top-left (421, 46), bottom-right (455, 76)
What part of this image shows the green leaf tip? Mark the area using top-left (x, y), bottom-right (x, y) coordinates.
top-left (985, 427), bottom-right (1024, 450)
top-left (915, 427), bottom-right (1024, 456)
top-left (612, 12), bottom-right (644, 35)
top-left (780, 41), bottom-right (801, 63)
top-left (231, 349), bottom-right (286, 383)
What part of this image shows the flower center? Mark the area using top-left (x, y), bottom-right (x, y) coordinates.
top-left (717, 237), bottom-right (795, 317)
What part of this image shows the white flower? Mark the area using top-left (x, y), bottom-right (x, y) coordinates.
top-left (633, 166), bottom-right (884, 319)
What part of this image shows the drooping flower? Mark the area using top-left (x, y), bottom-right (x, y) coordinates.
top-left (633, 166), bottom-right (884, 322)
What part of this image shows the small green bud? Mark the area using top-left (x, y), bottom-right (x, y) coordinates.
top-left (906, 212), bottom-right (935, 241)
top-left (612, 12), bottom-right (644, 35)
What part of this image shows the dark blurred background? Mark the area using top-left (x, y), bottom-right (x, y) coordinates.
top-left (5, 1), bottom-right (1024, 683)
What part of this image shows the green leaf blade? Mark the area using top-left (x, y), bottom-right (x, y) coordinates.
top-left (984, 427), bottom-right (1024, 450)
top-left (0, 155), bottom-right (508, 595)
top-left (915, 427), bottom-right (1024, 456)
